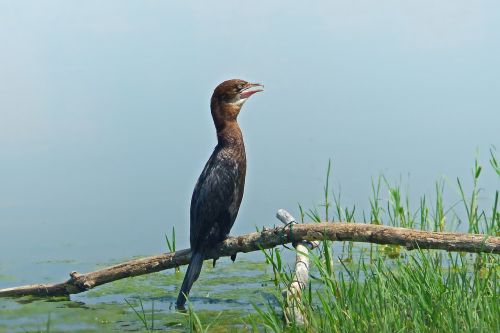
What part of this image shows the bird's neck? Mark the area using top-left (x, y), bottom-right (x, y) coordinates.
top-left (216, 121), bottom-right (244, 147)
top-left (211, 103), bottom-right (244, 147)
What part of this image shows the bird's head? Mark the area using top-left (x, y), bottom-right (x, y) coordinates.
top-left (211, 79), bottom-right (263, 126)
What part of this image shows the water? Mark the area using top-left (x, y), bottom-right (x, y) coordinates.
top-left (1, 1), bottom-right (499, 331)
top-left (0, 258), bottom-right (279, 331)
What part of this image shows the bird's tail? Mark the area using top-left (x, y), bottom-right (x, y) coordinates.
top-left (176, 251), bottom-right (204, 308)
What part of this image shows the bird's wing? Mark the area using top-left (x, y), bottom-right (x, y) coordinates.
top-left (189, 149), bottom-right (243, 250)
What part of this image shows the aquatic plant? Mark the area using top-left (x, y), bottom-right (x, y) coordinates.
top-left (166, 226), bottom-right (180, 273)
top-left (251, 153), bottom-right (499, 332)
top-left (125, 297), bottom-right (155, 332)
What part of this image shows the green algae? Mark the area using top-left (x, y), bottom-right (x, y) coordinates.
top-left (0, 259), bottom-right (275, 332)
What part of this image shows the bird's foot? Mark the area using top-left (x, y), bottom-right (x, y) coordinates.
top-left (175, 303), bottom-right (187, 312)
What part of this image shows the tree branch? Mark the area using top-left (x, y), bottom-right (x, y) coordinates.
top-left (1, 222), bottom-right (498, 298)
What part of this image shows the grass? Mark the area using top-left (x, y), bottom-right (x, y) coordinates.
top-left (124, 296), bottom-right (222, 332)
top-left (166, 226), bottom-right (181, 273)
top-left (252, 250), bottom-right (498, 332)
top-left (250, 151), bottom-right (499, 332)
top-left (125, 297), bottom-right (155, 332)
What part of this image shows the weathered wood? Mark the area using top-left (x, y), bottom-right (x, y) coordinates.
top-left (277, 209), bottom-right (319, 326)
top-left (0, 221), bottom-right (498, 298)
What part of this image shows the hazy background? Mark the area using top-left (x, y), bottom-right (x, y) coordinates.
top-left (0, 1), bottom-right (499, 280)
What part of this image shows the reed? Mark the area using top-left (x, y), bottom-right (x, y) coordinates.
top-left (251, 152), bottom-right (499, 332)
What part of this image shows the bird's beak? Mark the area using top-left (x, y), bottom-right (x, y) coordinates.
top-left (240, 83), bottom-right (264, 99)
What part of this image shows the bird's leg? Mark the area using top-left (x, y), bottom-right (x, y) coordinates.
top-left (212, 258), bottom-right (217, 267)
top-left (230, 253), bottom-right (237, 262)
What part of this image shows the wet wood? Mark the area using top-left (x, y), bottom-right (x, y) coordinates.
top-left (0, 221), bottom-right (498, 297)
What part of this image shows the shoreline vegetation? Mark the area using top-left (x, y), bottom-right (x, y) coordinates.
top-left (0, 151), bottom-right (499, 332)
top-left (247, 152), bottom-right (498, 333)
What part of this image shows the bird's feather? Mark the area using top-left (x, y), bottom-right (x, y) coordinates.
top-left (190, 146), bottom-right (245, 251)
top-left (176, 251), bottom-right (204, 308)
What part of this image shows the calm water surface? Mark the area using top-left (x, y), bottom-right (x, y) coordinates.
top-left (1, 1), bottom-right (499, 331)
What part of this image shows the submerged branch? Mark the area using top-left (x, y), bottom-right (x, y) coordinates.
top-left (277, 209), bottom-right (319, 326)
top-left (1, 222), bottom-right (498, 298)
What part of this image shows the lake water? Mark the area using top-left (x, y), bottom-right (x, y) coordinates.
top-left (1, 1), bottom-right (499, 331)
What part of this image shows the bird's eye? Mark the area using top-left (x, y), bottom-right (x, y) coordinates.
top-left (237, 83), bottom-right (245, 90)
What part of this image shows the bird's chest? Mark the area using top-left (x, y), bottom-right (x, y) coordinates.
top-left (228, 163), bottom-right (245, 211)
top-left (219, 149), bottom-right (246, 214)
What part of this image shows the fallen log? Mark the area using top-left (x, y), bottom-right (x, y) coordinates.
top-left (0, 221), bottom-right (498, 297)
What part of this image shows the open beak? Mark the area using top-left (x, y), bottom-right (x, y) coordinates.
top-left (240, 83), bottom-right (264, 99)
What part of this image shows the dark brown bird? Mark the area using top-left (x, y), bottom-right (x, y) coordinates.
top-left (176, 79), bottom-right (263, 308)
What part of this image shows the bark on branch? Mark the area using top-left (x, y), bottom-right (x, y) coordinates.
top-left (1, 221), bottom-right (498, 298)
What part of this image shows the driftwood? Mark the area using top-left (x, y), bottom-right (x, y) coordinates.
top-left (0, 220), bottom-right (499, 298)
top-left (277, 210), bottom-right (319, 326)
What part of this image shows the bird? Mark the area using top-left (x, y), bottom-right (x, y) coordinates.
top-left (176, 79), bottom-right (264, 309)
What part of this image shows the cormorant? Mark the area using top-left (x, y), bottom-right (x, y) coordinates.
top-left (176, 79), bottom-right (263, 308)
